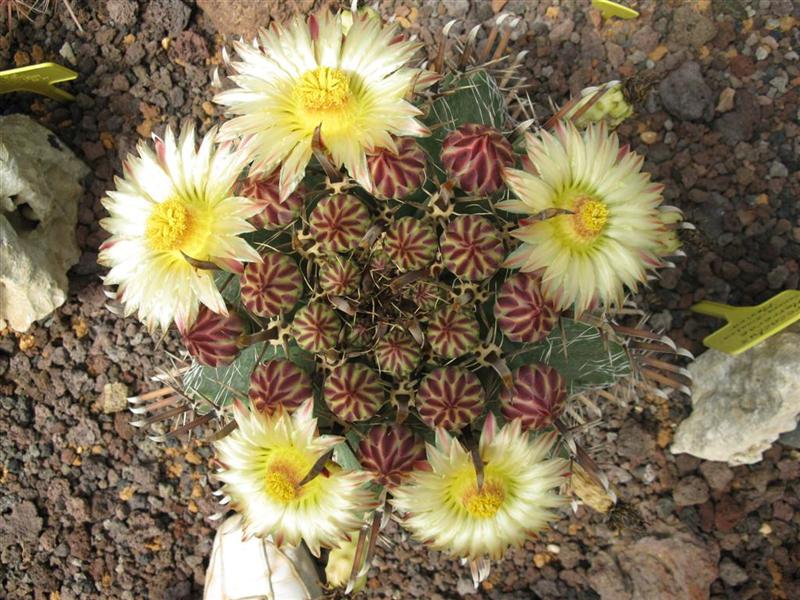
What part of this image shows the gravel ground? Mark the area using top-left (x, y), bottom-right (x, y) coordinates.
top-left (1, 1), bottom-right (798, 599)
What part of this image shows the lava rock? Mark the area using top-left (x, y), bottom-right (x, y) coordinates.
top-left (673, 475), bottom-right (710, 506)
top-left (658, 61), bottom-right (714, 121)
top-left (197, 0), bottom-right (274, 39)
top-left (587, 532), bottom-right (719, 600)
top-left (669, 6), bottom-right (718, 48)
top-left (143, 0), bottom-right (191, 37)
top-left (698, 461), bottom-right (734, 492)
top-left (106, 0), bottom-right (137, 26)
top-left (719, 557), bottom-right (749, 587)
top-left (714, 90), bottom-right (760, 144)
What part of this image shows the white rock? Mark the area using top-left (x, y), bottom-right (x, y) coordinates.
top-left (0, 114), bottom-right (88, 332)
top-left (671, 325), bottom-right (800, 465)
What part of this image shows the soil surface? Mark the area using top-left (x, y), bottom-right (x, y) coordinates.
top-left (1, 1), bottom-right (798, 599)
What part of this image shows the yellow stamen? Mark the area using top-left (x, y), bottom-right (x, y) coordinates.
top-left (462, 480), bottom-right (506, 518)
top-left (294, 67), bottom-right (351, 111)
top-left (145, 199), bottom-right (192, 252)
top-left (265, 460), bottom-right (302, 504)
top-left (572, 196), bottom-right (609, 238)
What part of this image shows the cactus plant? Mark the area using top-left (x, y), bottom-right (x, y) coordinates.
top-left (112, 8), bottom-right (690, 594)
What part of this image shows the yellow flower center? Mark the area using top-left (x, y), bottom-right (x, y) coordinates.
top-left (462, 480), bottom-right (506, 519)
top-left (146, 199), bottom-right (192, 252)
top-left (264, 459), bottom-right (303, 504)
top-left (572, 196), bottom-right (609, 239)
top-left (294, 67), bottom-right (351, 112)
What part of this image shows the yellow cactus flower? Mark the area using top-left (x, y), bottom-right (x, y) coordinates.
top-left (215, 11), bottom-right (436, 200)
top-left (391, 415), bottom-right (567, 560)
top-left (501, 121), bottom-right (680, 314)
top-left (98, 125), bottom-right (261, 332)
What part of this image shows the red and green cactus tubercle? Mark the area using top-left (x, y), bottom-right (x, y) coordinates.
top-left (367, 137), bottom-right (427, 200)
top-left (357, 424), bottom-right (427, 488)
top-left (383, 217), bottom-right (437, 273)
top-left (500, 363), bottom-right (567, 430)
top-left (249, 358), bottom-right (314, 415)
top-left (182, 306), bottom-right (244, 367)
top-left (426, 305), bottom-right (480, 359)
top-left (324, 362), bottom-right (385, 422)
top-left (318, 256), bottom-right (361, 296)
top-left (404, 281), bottom-right (444, 313)
top-left (440, 123), bottom-right (514, 195)
top-left (416, 366), bottom-right (485, 431)
top-left (494, 272), bottom-right (559, 343)
top-left (373, 329), bottom-right (421, 377)
top-left (440, 214), bottom-right (505, 281)
top-left (291, 302), bottom-right (342, 353)
top-left (240, 170), bottom-right (304, 229)
top-left (308, 193), bottom-right (370, 253)
top-left (240, 252), bottom-right (304, 318)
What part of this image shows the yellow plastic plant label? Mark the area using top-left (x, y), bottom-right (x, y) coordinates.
top-left (0, 62), bottom-right (77, 101)
top-left (592, 0), bottom-right (640, 20)
top-left (691, 290), bottom-right (800, 355)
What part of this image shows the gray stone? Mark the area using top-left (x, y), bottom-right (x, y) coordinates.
top-left (714, 90), bottom-right (760, 144)
top-left (143, 0), bottom-right (190, 37)
top-left (587, 532), bottom-right (718, 600)
top-left (768, 161), bottom-right (788, 178)
top-left (673, 475), bottom-right (710, 506)
top-left (698, 461), bottom-right (734, 491)
top-left (719, 558), bottom-right (749, 587)
top-left (669, 6), bottom-right (718, 47)
top-left (107, 0), bottom-right (137, 26)
top-left (0, 115), bottom-right (89, 331)
top-left (659, 61), bottom-right (714, 121)
top-left (671, 325), bottom-right (800, 465)
top-left (778, 421), bottom-right (800, 449)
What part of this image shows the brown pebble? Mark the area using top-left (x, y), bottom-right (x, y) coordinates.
top-left (13, 50), bottom-right (31, 67)
top-left (716, 88), bottom-right (736, 113)
top-left (641, 131), bottom-right (659, 144)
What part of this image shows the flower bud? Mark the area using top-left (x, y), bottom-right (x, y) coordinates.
top-left (566, 81), bottom-right (633, 128)
top-left (367, 137), bottom-right (427, 200)
top-left (182, 307), bottom-right (244, 367)
top-left (500, 364), bottom-right (566, 430)
top-left (441, 123), bottom-right (514, 195)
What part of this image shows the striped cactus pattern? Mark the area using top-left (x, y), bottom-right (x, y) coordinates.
top-left (240, 252), bottom-right (303, 318)
top-left (357, 424), bottom-right (427, 488)
top-left (308, 193), bottom-right (370, 252)
top-left (416, 366), bottom-right (485, 431)
top-left (182, 306), bottom-right (244, 367)
top-left (440, 215), bottom-right (505, 281)
top-left (494, 272), bottom-right (559, 343)
top-left (373, 329), bottom-right (421, 376)
top-left (319, 257), bottom-right (361, 296)
top-left (248, 358), bottom-right (313, 415)
top-left (240, 171), bottom-right (303, 229)
top-left (383, 217), bottom-right (437, 272)
top-left (427, 305), bottom-right (479, 359)
top-left (324, 362), bottom-right (385, 422)
top-left (500, 364), bottom-right (566, 430)
top-left (440, 123), bottom-right (514, 195)
top-left (367, 137), bottom-right (427, 200)
top-left (404, 281), bottom-right (444, 312)
top-left (291, 302), bottom-right (341, 353)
